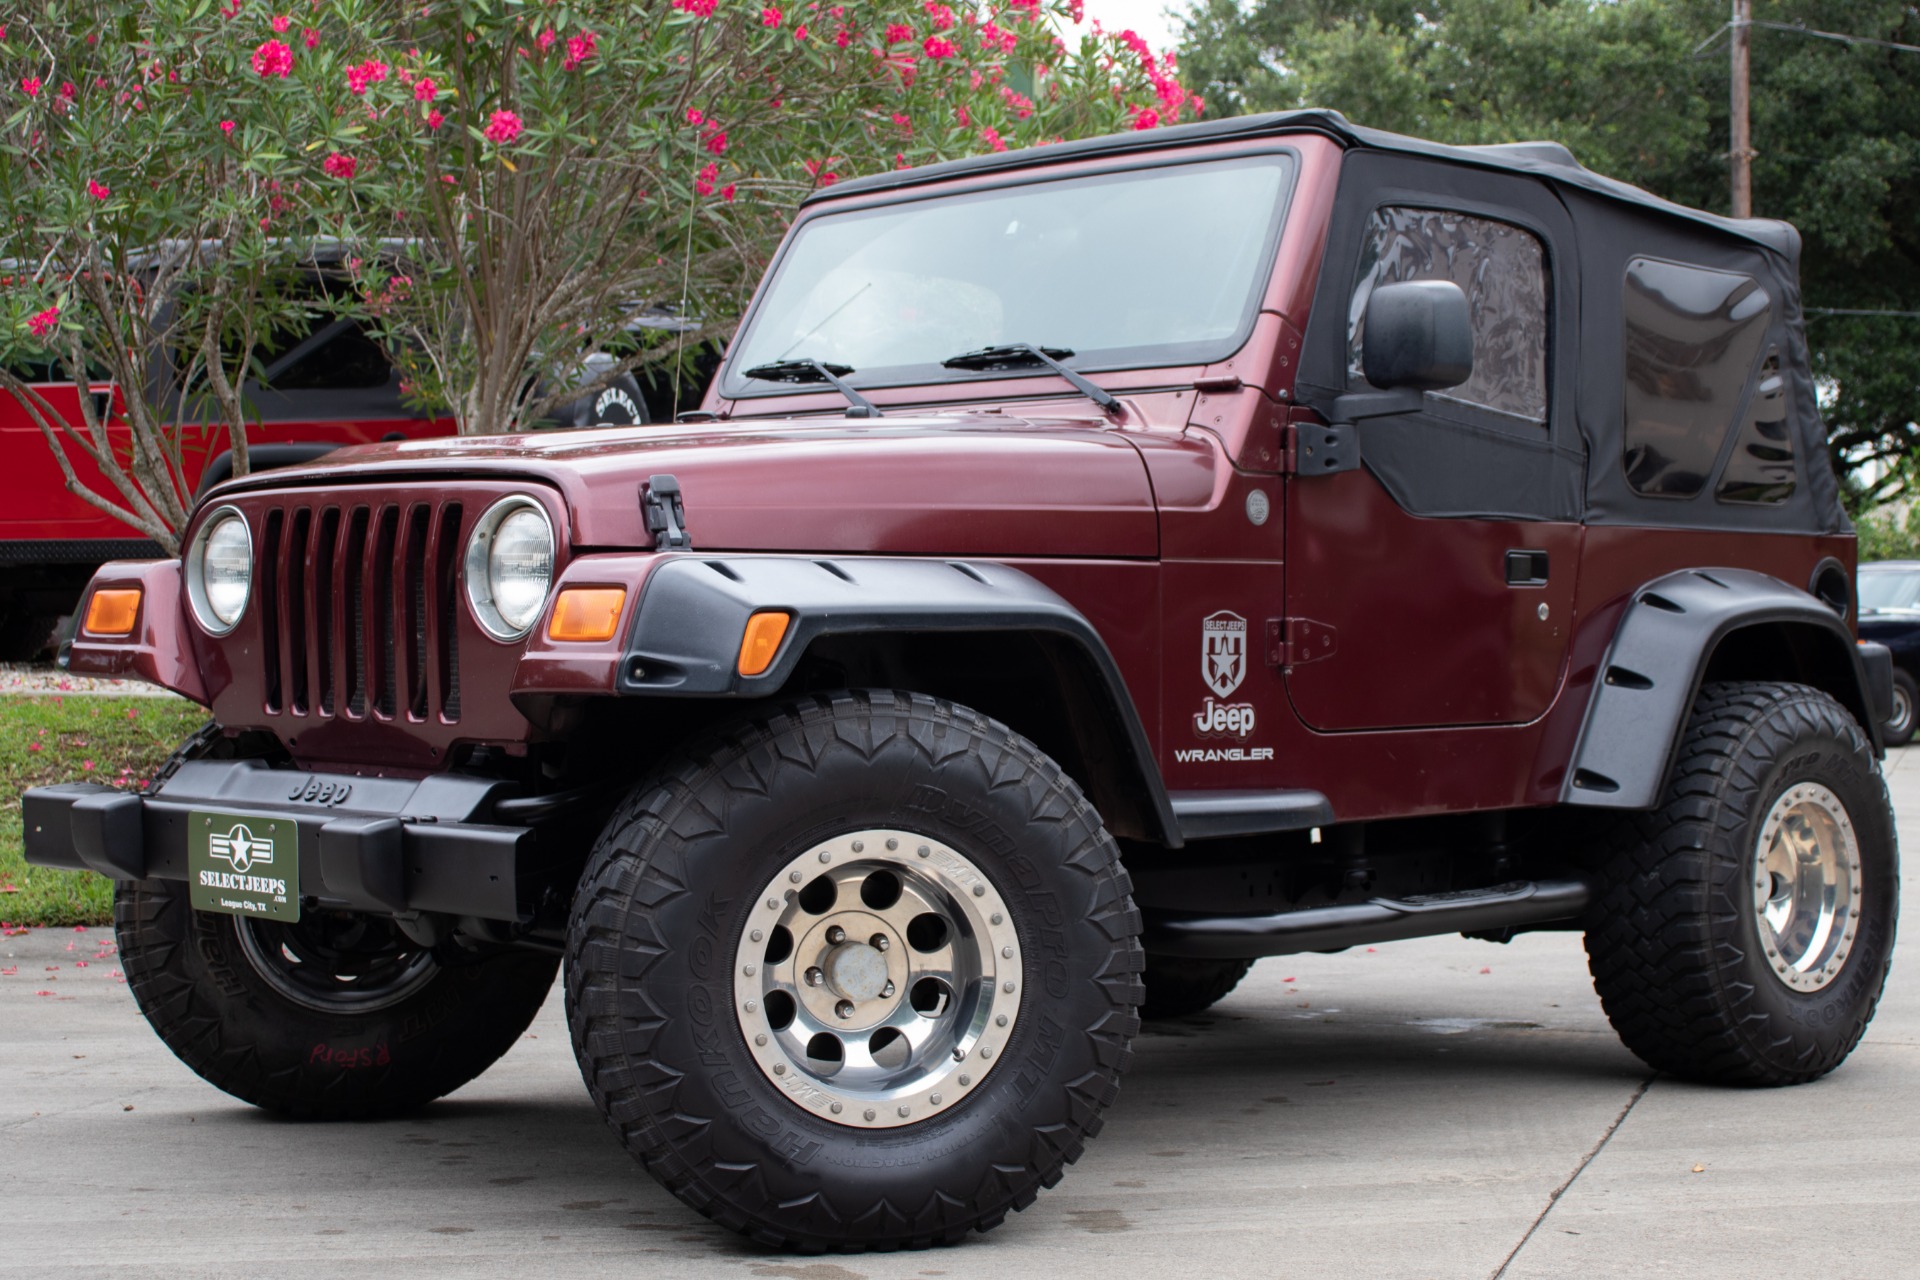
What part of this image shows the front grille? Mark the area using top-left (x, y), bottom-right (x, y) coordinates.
top-left (259, 498), bottom-right (464, 724)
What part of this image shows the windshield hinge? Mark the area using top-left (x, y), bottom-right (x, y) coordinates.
top-left (642, 474), bottom-right (691, 550)
top-left (1281, 421), bottom-right (1361, 477)
top-left (1268, 617), bottom-right (1339, 669)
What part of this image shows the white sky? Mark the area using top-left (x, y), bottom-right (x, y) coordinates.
top-left (1079, 0), bottom-right (1187, 56)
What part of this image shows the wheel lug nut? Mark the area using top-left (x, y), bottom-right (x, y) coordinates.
top-left (836, 1000), bottom-right (856, 1019)
top-left (871, 934), bottom-right (890, 951)
top-left (827, 926), bottom-right (846, 945)
top-left (881, 981), bottom-right (895, 998)
top-left (806, 967), bottom-right (825, 987)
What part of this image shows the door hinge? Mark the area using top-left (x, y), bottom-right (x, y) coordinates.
top-left (642, 474), bottom-right (691, 549)
top-left (1267, 617), bottom-right (1338, 668)
top-left (1280, 421), bottom-right (1361, 476)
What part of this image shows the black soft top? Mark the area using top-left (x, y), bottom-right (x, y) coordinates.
top-left (816, 108), bottom-right (1800, 259)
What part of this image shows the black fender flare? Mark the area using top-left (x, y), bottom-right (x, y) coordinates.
top-left (618, 555), bottom-right (1180, 846)
top-left (1563, 567), bottom-right (1885, 810)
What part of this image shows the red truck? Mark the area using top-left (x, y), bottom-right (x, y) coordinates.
top-left (25, 110), bottom-right (1899, 1251)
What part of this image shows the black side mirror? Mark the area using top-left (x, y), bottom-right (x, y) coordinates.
top-left (1362, 279), bottom-right (1474, 391)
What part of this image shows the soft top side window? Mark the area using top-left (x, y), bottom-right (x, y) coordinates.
top-left (1621, 257), bottom-right (1772, 499)
top-left (1715, 350), bottom-right (1795, 505)
top-left (1347, 206), bottom-right (1549, 425)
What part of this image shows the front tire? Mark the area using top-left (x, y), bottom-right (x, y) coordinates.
top-left (1583, 681), bottom-right (1898, 1086)
top-left (116, 880), bottom-right (558, 1118)
top-left (565, 690), bottom-right (1142, 1251)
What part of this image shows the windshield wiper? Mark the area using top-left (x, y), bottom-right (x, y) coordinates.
top-left (941, 343), bottom-right (1123, 419)
top-left (742, 358), bottom-right (883, 418)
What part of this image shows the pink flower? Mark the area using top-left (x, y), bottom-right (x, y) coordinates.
top-left (322, 151), bottom-right (358, 179)
top-left (346, 59), bottom-right (389, 95)
top-left (425, 108), bottom-right (445, 130)
top-left (58, 81), bottom-right (76, 100)
top-left (722, 183), bottom-right (736, 202)
top-left (802, 158), bottom-right (838, 186)
top-left (563, 31), bottom-right (597, 69)
top-left (885, 23), bottom-right (911, 43)
top-left (980, 126), bottom-right (1006, 152)
top-left (891, 111), bottom-right (912, 133)
top-left (20, 76), bottom-right (42, 97)
top-left (81, 759), bottom-right (94, 772)
top-left (895, 151), bottom-right (910, 170)
top-left (536, 28), bottom-right (557, 51)
top-left (270, 13), bottom-right (291, 31)
top-left (413, 77), bottom-right (437, 102)
top-left (954, 103), bottom-right (970, 127)
top-left (1069, 0), bottom-right (1083, 19)
top-left (761, 6), bottom-right (782, 26)
top-left (705, 130), bottom-right (728, 154)
top-left (924, 2), bottom-right (955, 30)
top-left (695, 161), bottom-right (718, 196)
top-left (86, 179), bottom-right (109, 200)
top-left (673, 0), bottom-right (718, 15)
top-left (27, 306), bottom-right (58, 338)
top-left (923, 35), bottom-right (956, 58)
top-left (303, 27), bottom-right (320, 49)
top-left (793, 23), bottom-right (808, 39)
top-left (1132, 107), bottom-right (1159, 130)
top-left (483, 110), bottom-right (522, 144)
top-left (685, 107), bottom-right (704, 125)
top-left (252, 39), bottom-right (293, 78)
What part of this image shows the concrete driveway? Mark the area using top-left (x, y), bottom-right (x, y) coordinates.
top-left (6, 756), bottom-right (1918, 1279)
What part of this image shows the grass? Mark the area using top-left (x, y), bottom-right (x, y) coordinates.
top-left (1, 696), bottom-right (208, 928)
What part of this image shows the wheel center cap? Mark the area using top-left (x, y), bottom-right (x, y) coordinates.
top-left (826, 943), bottom-right (889, 1001)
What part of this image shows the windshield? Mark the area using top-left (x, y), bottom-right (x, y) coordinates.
top-left (1859, 568), bottom-right (1920, 613)
top-left (723, 154), bottom-right (1294, 397)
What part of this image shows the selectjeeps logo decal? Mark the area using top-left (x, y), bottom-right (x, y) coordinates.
top-left (207, 822), bottom-right (275, 875)
top-left (1202, 611), bottom-right (1248, 699)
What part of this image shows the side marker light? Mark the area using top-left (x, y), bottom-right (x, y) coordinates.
top-left (83, 588), bottom-right (142, 637)
top-left (738, 611), bottom-right (792, 677)
top-left (547, 588), bottom-right (627, 643)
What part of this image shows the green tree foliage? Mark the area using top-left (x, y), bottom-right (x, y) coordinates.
top-left (1175, 0), bottom-right (1920, 512)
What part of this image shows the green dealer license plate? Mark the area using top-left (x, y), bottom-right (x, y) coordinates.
top-left (188, 811), bottom-right (299, 922)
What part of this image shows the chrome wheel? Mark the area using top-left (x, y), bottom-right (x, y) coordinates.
top-left (234, 913), bottom-right (440, 1015)
top-left (1890, 683), bottom-right (1914, 739)
top-left (733, 829), bottom-right (1023, 1130)
top-left (1752, 782), bottom-right (1863, 993)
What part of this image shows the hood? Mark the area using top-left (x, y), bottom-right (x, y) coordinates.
top-left (214, 413), bottom-right (1161, 559)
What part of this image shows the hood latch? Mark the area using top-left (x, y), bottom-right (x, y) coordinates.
top-left (643, 474), bottom-right (692, 550)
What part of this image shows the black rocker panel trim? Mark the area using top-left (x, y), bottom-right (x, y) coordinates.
top-left (619, 555), bottom-right (1180, 847)
top-left (1563, 567), bottom-right (1882, 810)
top-left (1169, 788), bottom-right (1333, 841)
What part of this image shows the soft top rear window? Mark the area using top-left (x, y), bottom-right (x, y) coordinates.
top-left (723, 154), bottom-right (1294, 397)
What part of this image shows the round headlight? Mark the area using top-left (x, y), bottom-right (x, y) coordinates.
top-left (186, 507), bottom-right (252, 635)
top-left (465, 496), bottom-right (555, 640)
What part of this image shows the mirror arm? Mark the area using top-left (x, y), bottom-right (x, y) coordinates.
top-left (1328, 386), bottom-right (1425, 425)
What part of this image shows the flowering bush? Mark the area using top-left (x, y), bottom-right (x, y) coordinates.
top-left (0, 2), bottom-right (347, 548)
top-left (3, 0), bottom-right (1191, 519)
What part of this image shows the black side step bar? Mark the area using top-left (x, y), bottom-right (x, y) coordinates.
top-left (1141, 878), bottom-right (1593, 960)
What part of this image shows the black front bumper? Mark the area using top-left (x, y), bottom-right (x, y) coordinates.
top-left (23, 761), bottom-right (542, 922)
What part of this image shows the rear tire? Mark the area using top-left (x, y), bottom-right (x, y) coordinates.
top-left (1140, 954), bottom-right (1252, 1019)
top-left (1583, 681), bottom-right (1897, 1086)
top-left (1885, 669), bottom-right (1916, 747)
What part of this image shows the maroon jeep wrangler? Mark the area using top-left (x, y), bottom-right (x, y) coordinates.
top-left (24, 110), bottom-right (1899, 1251)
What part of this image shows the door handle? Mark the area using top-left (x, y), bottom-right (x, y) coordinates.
top-left (1505, 550), bottom-right (1549, 586)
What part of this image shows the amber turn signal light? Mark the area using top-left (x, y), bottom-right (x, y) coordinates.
top-left (83, 588), bottom-right (142, 637)
top-left (546, 587), bottom-right (627, 643)
top-left (738, 610), bottom-right (792, 676)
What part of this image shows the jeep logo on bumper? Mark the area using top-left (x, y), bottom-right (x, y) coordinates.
top-left (287, 778), bottom-right (352, 807)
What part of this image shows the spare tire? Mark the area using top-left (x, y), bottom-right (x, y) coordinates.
top-left (552, 367), bottom-right (650, 428)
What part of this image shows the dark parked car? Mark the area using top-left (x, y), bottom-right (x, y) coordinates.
top-left (24, 109), bottom-right (1900, 1251)
top-left (1857, 559), bottom-right (1920, 744)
